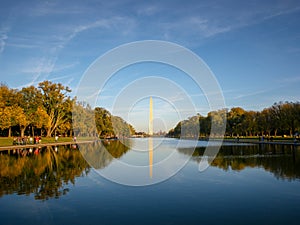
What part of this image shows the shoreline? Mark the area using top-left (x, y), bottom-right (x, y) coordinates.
top-left (214, 138), bottom-right (300, 146)
top-left (0, 140), bottom-right (97, 151)
top-left (1, 138), bottom-right (299, 151)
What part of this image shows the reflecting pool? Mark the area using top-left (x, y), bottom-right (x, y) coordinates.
top-left (0, 138), bottom-right (300, 225)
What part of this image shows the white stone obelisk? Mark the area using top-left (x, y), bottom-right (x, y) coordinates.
top-left (149, 96), bottom-right (153, 135)
top-left (149, 97), bottom-right (153, 178)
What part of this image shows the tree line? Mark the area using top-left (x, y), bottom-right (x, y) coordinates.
top-left (2, 81), bottom-right (298, 139)
top-left (168, 101), bottom-right (300, 138)
top-left (0, 81), bottom-right (135, 138)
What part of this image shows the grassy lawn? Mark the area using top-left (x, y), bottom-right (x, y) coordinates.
top-left (0, 137), bottom-right (14, 146)
top-left (0, 136), bottom-right (98, 147)
top-left (0, 137), bottom-right (72, 147)
top-left (40, 137), bottom-right (73, 144)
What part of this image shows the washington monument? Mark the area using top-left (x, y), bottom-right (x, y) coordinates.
top-left (149, 96), bottom-right (153, 135)
top-left (149, 96), bottom-right (153, 178)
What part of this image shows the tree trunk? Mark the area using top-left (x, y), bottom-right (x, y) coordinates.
top-left (20, 126), bottom-right (25, 137)
top-left (8, 127), bottom-right (11, 137)
top-left (47, 128), bottom-right (52, 137)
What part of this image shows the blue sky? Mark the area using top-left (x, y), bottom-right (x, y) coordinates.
top-left (0, 0), bottom-right (300, 132)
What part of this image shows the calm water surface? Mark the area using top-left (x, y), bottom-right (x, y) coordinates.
top-left (0, 138), bottom-right (300, 225)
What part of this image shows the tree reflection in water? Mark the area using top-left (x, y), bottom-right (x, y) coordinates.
top-left (79, 139), bottom-right (132, 169)
top-left (0, 145), bottom-right (90, 200)
top-left (2, 140), bottom-right (298, 201)
top-left (0, 140), bottom-right (132, 200)
top-left (178, 144), bottom-right (300, 180)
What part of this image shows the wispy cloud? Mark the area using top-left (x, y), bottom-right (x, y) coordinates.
top-left (55, 61), bottom-right (78, 71)
top-left (18, 58), bottom-right (78, 88)
top-left (154, 2), bottom-right (300, 42)
top-left (187, 17), bottom-right (232, 37)
top-left (67, 20), bottom-right (113, 41)
top-left (6, 43), bottom-right (39, 49)
top-left (233, 88), bottom-right (276, 100)
top-left (275, 75), bottom-right (300, 84)
top-left (0, 26), bottom-right (9, 53)
top-left (29, 1), bottom-right (88, 17)
top-left (136, 4), bottom-right (161, 16)
top-left (15, 74), bottom-right (75, 90)
top-left (262, 6), bottom-right (300, 21)
top-left (22, 58), bottom-right (55, 74)
top-left (53, 16), bottom-right (136, 51)
top-left (168, 91), bottom-right (186, 103)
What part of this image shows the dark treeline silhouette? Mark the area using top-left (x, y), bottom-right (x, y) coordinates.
top-left (0, 81), bottom-right (135, 138)
top-left (168, 102), bottom-right (300, 138)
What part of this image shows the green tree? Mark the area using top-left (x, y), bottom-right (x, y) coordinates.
top-left (72, 102), bottom-right (96, 137)
top-left (112, 116), bottom-right (134, 138)
top-left (257, 109), bottom-right (272, 136)
top-left (0, 107), bottom-right (12, 136)
top-left (38, 81), bottom-right (72, 137)
top-left (209, 109), bottom-right (226, 137)
top-left (281, 102), bottom-right (297, 136)
top-left (227, 107), bottom-right (246, 136)
top-left (94, 107), bottom-right (114, 138)
top-left (199, 114), bottom-right (211, 136)
top-left (32, 106), bottom-right (50, 136)
top-left (271, 101), bottom-right (298, 136)
top-left (12, 105), bottom-right (27, 137)
top-left (19, 86), bottom-right (43, 136)
top-left (0, 84), bottom-right (21, 107)
top-left (0, 105), bottom-right (27, 137)
top-left (0, 84), bottom-right (22, 136)
top-left (240, 110), bottom-right (257, 136)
